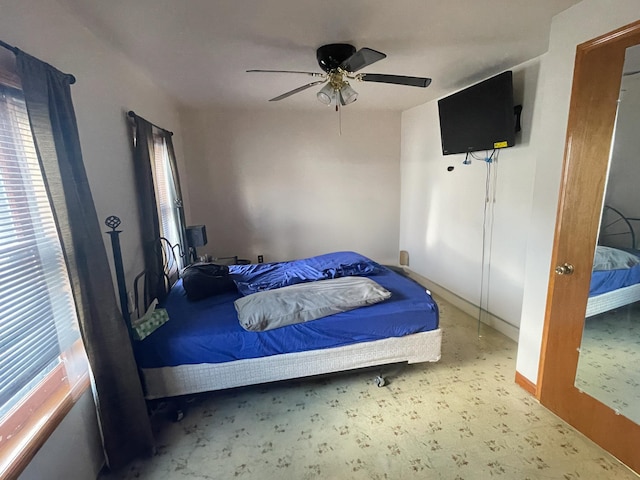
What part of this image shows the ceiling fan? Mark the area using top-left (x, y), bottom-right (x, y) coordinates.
top-left (247, 43), bottom-right (431, 107)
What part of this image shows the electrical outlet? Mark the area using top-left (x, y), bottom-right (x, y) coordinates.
top-left (257, 255), bottom-right (264, 263)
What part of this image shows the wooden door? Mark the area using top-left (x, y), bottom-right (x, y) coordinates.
top-left (538, 20), bottom-right (640, 473)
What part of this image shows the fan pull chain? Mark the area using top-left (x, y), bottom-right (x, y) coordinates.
top-left (337, 102), bottom-right (342, 136)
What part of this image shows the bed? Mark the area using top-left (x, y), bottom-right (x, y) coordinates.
top-left (106, 226), bottom-right (442, 401)
top-left (586, 205), bottom-right (640, 317)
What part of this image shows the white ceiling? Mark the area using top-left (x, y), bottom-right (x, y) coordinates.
top-left (57, 0), bottom-right (581, 111)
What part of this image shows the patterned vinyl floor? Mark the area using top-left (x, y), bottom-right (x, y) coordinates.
top-left (100, 296), bottom-right (639, 480)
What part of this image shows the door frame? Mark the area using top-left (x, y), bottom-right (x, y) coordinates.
top-left (537, 20), bottom-right (640, 472)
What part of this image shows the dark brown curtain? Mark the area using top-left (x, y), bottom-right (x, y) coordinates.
top-left (130, 116), bottom-right (167, 303)
top-left (16, 51), bottom-right (154, 470)
top-left (131, 115), bottom-right (187, 296)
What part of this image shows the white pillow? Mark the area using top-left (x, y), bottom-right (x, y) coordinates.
top-left (593, 246), bottom-right (640, 271)
top-left (235, 276), bottom-right (391, 332)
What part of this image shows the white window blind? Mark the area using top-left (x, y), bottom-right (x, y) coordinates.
top-left (151, 133), bottom-right (182, 266)
top-left (0, 83), bottom-right (81, 421)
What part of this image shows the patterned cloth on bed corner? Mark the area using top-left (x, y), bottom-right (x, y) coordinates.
top-left (132, 305), bottom-right (169, 341)
top-left (228, 251), bottom-right (382, 296)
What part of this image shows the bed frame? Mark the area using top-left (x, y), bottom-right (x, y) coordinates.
top-left (586, 205), bottom-right (640, 317)
top-left (105, 217), bottom-right (442, 400)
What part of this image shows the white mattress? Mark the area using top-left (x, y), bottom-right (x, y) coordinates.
top-left (141, 328), bottom-right (442, 399)
top-left (586, 283), bottom-right (640, 317)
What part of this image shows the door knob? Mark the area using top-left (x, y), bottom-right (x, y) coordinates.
top-left (555, 263), bottom-right (575, 275)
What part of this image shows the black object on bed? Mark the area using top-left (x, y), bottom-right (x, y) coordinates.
top-left (181, 262), bottom-right (237, 301)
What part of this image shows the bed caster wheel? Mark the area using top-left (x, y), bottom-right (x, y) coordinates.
top-left (375, 376), bottom-right (386, 388)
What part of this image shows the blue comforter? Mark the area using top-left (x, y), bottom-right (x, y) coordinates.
top-left (229, 251), bottom-right (382, 295)
top-left (136, 252), bottom-right (439, 368)
top-left (590, 263), bottom-right (640, 296)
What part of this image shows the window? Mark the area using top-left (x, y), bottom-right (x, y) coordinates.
top-left (151, 132), bottom-right (184, 268)
top-left (0, 64), bottom-right (88, 478)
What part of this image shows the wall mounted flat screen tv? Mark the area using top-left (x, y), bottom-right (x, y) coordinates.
top-left (438, 71), bottom-right (516, 155)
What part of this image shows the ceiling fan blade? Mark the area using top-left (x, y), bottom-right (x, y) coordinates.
top-left (269, 80), bottom-right (326, 102)
top-left (247, 69), bottom-right (325, 77)
top-left (340, 48), bottom-right (386, 73)
top-left (360, 73), bottom-right (432, 88)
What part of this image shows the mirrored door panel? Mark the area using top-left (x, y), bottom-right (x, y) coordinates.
top-left (575, 44), bottom-right (640, 425)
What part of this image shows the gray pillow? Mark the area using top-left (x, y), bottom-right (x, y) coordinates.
top-left (593, 246), bottom-right (640, 271)
top-left (235, 276), bottom-right (391, 332)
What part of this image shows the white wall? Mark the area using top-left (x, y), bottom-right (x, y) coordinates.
top-left (180, 107), bottom-right (402, 265)
top-left (516, 0), bottom-right (640, 385)
top-left (0, 0), bottom-right (185, 477)
top-left (399, 59), bottom-right (541, 332)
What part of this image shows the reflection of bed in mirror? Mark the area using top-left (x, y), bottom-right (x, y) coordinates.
top-left (586, 205), bottom-right (640, 317)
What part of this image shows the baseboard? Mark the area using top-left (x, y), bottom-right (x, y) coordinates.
top-left (515, 371), bottom-right (537, 396)
top-left (402, 267), bottom-right (520, 342)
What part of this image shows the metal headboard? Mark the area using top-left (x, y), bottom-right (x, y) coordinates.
top-left (105, 215), bottom-right (184, 337)
top-left (133, 236), bottom-right (182, 317)
top-left (598, 205), bottom-right (640, 250)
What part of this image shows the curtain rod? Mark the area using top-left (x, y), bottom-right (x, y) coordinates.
top-left (0, 39), bottom-right (18, 55)
top-left (0, 38), bottom-right (77, 84)
top-left (127, 111), bottom-right (174, 136)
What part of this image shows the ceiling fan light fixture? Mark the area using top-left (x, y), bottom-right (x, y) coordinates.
top-left (317, 83), bottom-right (334, 105)
top-left (339, 83), bottom-right (358, 105)
top-left (249, 43), bottom-right (431, 106)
